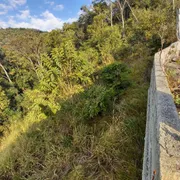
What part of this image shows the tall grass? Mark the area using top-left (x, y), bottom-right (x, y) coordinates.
top-left (0, 57), bottom-right (151, 179)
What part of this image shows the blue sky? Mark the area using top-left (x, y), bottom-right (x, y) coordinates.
top-left (0, 0), bottom-right (92, 31)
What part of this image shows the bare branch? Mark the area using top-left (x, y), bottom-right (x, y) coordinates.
top-left (0, 62), bottom-right (12, 83)
top-left (125, 0), bottom-right (139, 22)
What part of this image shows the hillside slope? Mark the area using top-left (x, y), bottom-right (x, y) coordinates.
top-left (0, 0), bottom-right (177, 179)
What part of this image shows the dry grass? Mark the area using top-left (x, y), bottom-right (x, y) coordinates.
top-left (0, 81), bottom-right (148, 180)
top-left (0, 54), bottom-right (150, 179)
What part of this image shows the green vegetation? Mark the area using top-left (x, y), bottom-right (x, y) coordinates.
top-left (0, 0), bottom-right (178, 179)
top-left (165, 51), bottom-right (180, 114)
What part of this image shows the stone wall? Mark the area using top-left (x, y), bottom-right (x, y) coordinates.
top-left (142, 42), bottom-right (180, 180)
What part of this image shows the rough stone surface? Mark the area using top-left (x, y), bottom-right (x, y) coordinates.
top-left (142, 42), bottom-right (180, 180)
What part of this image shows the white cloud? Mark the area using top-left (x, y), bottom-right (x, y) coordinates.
top-left (17, 9), bottom-right (30, 19)
top-left (54, 4), bottom-right (64, 11)
top-left (45, 1), bottom-right (55, 6)
top-left (66, 17), bottom-right (78, 24)
top-left (41, 10), bottom-right (55, 19)
top-left (0, 10), bottom-right (77, 31)
top-left (0, 4), bottom-right (11, 15)
top-left (0, 0), bottom-right (26, 15)
top-left (44, 1), bottom-right (64, 11)
top-left (0, 20), bottom-right (8, 28)
top-left (12, 10), bottom-right (63, 31)
top-left (0, 11), bottom-right (6, 15)
top-left (8, 0), bottom-right (27, 7)
top-left (0, 4), bottom-right (9, 9)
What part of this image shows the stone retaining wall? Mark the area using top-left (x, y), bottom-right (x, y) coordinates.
top-left (142, 42), bottom-right (180, 180)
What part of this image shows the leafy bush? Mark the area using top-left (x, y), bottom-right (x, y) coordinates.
top-left (67, 62), bottom-right (131, 121)
top-left (75, 85), bottom-right (112, 120)
top-left (100, 62), bottom-right (131, 92)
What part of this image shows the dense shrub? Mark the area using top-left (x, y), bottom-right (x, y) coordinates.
top-left (65, 62), bottom-right (131, 121)
top-left (100, 62), bottom-right (131, 91)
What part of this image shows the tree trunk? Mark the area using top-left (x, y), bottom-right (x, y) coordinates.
top-left (125, 0), bottom-right (138, 22)
top-left (121, 9), bottom-right (125, 37)
top-left (0, 62), bottom-right (12, 83)
top-left (173, 0), bottom-right (175, 11)
top-left (110, 0), bottom-right (113, 27)
top-left (117, 0), bottom-right (126, 38)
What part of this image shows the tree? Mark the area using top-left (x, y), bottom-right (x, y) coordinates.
top-left (5, 30), bottom-right (45, 80)
top-left (0, 48), bottom-right (12, 83)
top-left (0, 62), bottom-right (12, 84)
